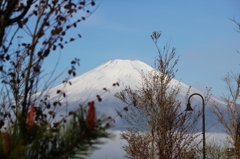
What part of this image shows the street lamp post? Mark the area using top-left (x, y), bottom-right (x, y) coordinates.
top-left (185, 93), bottom-right (206, 159)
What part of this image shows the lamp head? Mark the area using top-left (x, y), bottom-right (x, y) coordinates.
top-left (185, 103), bottom-right (193, 111)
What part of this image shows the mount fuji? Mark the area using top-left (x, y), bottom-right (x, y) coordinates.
top-left (44, 59), bottom-right (224, 132)
top-left (42, 59), bottom-right (228, 159)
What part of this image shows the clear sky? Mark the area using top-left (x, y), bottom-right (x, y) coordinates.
top-left (44, 0), bottom-right (240, 100)
top-left (14, 1), bottom-right (239, 158)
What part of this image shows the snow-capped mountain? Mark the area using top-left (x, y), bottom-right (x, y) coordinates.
top-left (44, 59), bottom-right (224, 132)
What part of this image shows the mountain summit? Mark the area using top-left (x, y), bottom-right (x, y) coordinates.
top-left (47, 59), bottom-right (157, 104)
top-left (45, 59), bottom-right (223, 132)
top-left (48, 59), bottom-right (192, 102)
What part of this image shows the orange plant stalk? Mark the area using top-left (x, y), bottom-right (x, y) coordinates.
top-left (27, 104), bottom-right (34, 128)
top-left (86, 101), bottom-right (97, 130)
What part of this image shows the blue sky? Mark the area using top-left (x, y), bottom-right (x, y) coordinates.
top-left (31, 1), bottom-right (239, 158)
top-left (44, 0), bottom-right (240, 99)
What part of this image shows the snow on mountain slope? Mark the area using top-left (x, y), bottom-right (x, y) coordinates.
top-left (44, 59), bottom-right (225, 132)
top-left (47, 59), bottom-right (190, 102)
top-left (47, 60), bottom-right (150, 101)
